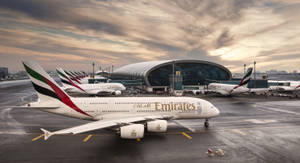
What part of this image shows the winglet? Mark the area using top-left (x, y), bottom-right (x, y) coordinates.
top-left (41, 128), bottom-right (53, 140)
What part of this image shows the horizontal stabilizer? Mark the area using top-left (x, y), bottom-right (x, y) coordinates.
top-left (41, 128), bottom-right (53, 140)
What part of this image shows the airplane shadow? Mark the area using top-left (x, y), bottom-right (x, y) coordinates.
top-left (85, 134), bottom-right (167, 162)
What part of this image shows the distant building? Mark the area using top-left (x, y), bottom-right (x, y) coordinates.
top-left (0, 67), bottom-right (8, 79)
top-left (111, 59), bottom-right (232, 92)
top-left (266, 69), bottom-right (288, 75)
top-left (95, 70), bottom-right (109, 77)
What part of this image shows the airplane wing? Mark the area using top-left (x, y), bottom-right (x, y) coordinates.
top-left (6, 106), bottom-right (60, 110)
top-left (41, 114), bottom-right (173, 140)
top-left (85, 89), bottom-right (112, 95)
top-left (14, 106), bottom-right (60, 109)
top-left (10, 103), bottom-right (60, 110)
top-left (213, 90), bottom-right (230, 96)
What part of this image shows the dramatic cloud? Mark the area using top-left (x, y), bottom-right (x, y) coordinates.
top-left (0, 0), bottom-right (299, 73)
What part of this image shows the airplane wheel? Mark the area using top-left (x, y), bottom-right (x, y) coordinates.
top-left (204, 119), bottom-right (209, 129)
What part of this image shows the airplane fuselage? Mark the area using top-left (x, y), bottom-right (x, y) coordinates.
top-left (34, 96), bottom-right (219, 121)
top-left (269, 86), bottom-right (300, 92)
top-left (64, 83), bottom-right (126, 95)
top-left (208, 83), bottom-right (249, 96)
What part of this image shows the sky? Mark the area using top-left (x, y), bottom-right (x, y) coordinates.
top-left (0, 0), bottom-right (300, 73)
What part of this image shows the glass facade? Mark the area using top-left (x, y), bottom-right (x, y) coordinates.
top-left (148, 63), bottom-right (230, 86)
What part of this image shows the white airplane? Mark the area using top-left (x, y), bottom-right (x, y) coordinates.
top-left (207, 68), bottom-right (253, 96)
top-left (268, 80), bottom-right (300, 92)
top-left (56, 68), bottom-right (126, 96)
top-left (22, 61), bottom-right (220, 140)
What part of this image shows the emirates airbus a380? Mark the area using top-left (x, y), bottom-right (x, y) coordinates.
top-left (22, 61), bottom-right (220, 140)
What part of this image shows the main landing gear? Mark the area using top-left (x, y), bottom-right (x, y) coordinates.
top-left (204, 119), bottom-right (209, 129)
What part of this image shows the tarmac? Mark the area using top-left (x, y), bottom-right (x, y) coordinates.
top-left (1, 82), bottom-right (300, 163)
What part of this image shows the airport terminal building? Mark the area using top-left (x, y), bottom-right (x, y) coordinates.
top-left (111, 60), bottom-right (232, 92)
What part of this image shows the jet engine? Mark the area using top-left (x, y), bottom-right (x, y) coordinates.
top-left (120, 124), bottom-right (144, 139)
top-left (113, 90), bottom-right (122, 95)
top-left (147, 120), bottom-right (167, 132)
top-left (192, 90), bottom-right (202, 95)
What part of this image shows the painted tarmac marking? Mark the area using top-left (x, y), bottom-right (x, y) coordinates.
top-left (83, 134), bottom-right (93, 142)
top-left (181, 132), bottom-right (192, 139)
top-left (255, 104), bottom-right (300, 116)
top-left (244, 119), bottom-right (277, 124)
top-left (0, 108), bottom-right (26, 135)
top-left (32, 134), bottom-right (44, 141)
top-left (231, 129), bottom-right (246, 136)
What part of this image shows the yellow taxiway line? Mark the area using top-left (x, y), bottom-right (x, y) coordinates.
top-left (83, 134), bottom-right (93, 142)
top-left (32, 134), bottom-right (44, 141)
top-left (232, 129), bottom-right (246, 136)
top-left (181, 132), bottom-right (192, 140)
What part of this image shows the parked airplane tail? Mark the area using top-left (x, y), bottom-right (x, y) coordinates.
top-left (64, 70), bottom-right (81, 84)
top-left (22, 61), bottom-right (91, 118)
top-left (232, 67), bottom-right (253, 91)
top-left (81, 71), bottom-right (88, 77)
top-left (56, 68), bottom-right (86, 93)
top-left (56, 68), bottom-right (72, 87)
top-left (23, 61), bottom-right (70, 102)
top-left (74, 71), bottom-right (83, 79)
top-left (70, 71), bottom-right (80, 80)
top-left (78, 71), bottom-right (85, 78)
top-left (239, 67), bottom-right (253, 86)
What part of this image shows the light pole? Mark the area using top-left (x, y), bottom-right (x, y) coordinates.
top-left (172, 60), bottom-right (175, 92)
top-left (92, 62), bottom-right (95, 79)
top-left (254, 61), bottom-right (256, 88)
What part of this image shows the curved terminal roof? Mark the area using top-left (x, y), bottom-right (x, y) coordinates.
top-left (113, 59), bottom-right (232, 86)
top-left (113, 60), bottom-right (172, 77)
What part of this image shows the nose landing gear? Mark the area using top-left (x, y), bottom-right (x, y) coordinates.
top-left (204, 119), bottom-right (209, 129)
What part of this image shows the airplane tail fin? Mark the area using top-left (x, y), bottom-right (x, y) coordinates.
top-left (64, 70), bottom-right (81, 84)
top-left (23, 61), bottom-right (72, 102)
top-left (232, 67), bottom-right (253, 91)
top-left (239, 67), bottom-right (253, 86)
top-left (74, 71), bottom-right (83, 79)
top-left (70, 71), bottom-right (80, 80)
top-left (56, 68), bottom-right (86, 93)
top-left (56, 68), bottom-right (72, 87)
top-left (81, 71), bottom-right (88, 77)
top-left (79, 71), bottom-right (85, 78)
top-left (22, 61), bottom-right (91, 118)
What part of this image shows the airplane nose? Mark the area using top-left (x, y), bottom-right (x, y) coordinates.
top-left (212, 106), bottom-right (220, 117)
top-left (214, 107), bottom-right (220, 116)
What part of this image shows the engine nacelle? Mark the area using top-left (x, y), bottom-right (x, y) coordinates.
top-left (147, 120), bottom-right (167, 132)
top-left (192, 90), bottom-right (201, 95)
top-left (113, 90), bottom-right (122, 95)
top-left (120, 124), bottom-right (144, 139)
